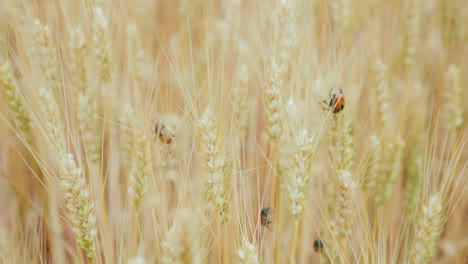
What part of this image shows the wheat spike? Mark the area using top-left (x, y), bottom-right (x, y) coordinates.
top-left (59, 153), bottom-right (97, 259)
top-left (197, 107), bottom-right (232, 223)
top-left (0, 59), bottom-right (31, 143)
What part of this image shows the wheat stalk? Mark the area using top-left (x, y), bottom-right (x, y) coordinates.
top-left (264, 2), bottom-right (298, 262)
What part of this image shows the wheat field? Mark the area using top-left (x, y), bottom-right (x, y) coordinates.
top-left (0, 0), bottom-right (467, 263)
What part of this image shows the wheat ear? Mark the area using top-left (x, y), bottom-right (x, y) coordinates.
top-left (0, 59), bottom-right (31, 143)
top-left (443, 64), bottom-right (463, 138)
top-left (161, 208), bottom-right (204, 264)
top-left (32, 19), bottom-right (62, 93)
top-left (92, 7), bottom-right (112, 83)
top-left (59, 154), bottom-right (97, 259)
top-left (237, 236), bottom-right (259, 264)
top-left (408, 192), bottom-right (444, 264)
top-left (197, 107), bottom-right (232, 224)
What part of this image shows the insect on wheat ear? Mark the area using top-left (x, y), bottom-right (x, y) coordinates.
top-left (154, 123), bottom-right (175, 144)
top-left (321, 87), bottom-right (345, 113)
top-left (313, 239), bottom-right (324, 253)
top-left (260, 207), bottom-right (273, 230)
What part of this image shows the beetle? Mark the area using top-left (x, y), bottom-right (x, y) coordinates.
top-left (155, 124), bottom-right (175, 144)
top-left (314, 239), bottom-right (324, 253)
top-left (322, 88), bottom-right (345, 113)
top-left (260, 207), bottom-right (272, 227)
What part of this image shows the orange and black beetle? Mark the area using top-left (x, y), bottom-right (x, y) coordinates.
top-left (155, 124), bottom-right (175, 144)
top-left (260, 207), bottom-right (271, 227)
top-left (323, 88), bottom-right (345, 113)
top-left (314, 239), bottom-right (324, 253)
